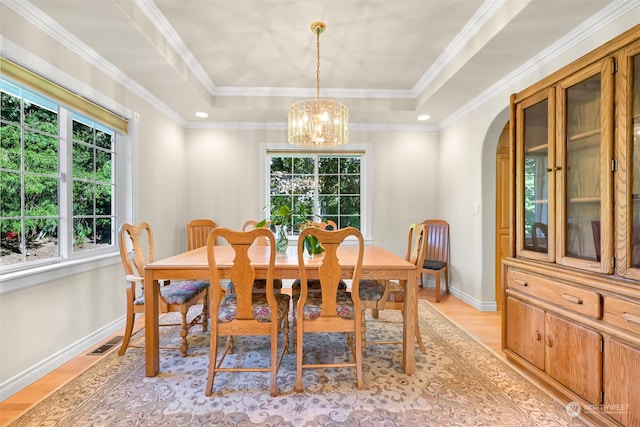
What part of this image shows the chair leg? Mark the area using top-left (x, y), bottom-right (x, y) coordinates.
top-left (118, 307), bottom-right (136, 356)
top-left (444, 267), bottom-right (450, 294)
top-left (179, 308), bottom-right (189, 357)
top-left (435, 273), bottom-right (441, 303)
top-left (354, 316), bottom-right (363, 389)
top-left (201, 293), bottom-right (209, 332)
top-left (205, 328), bottom-right (220, 396)
top-left (361, 309), bottom-right (367, 349)
top-left (415, 316), bottom-right (426, 352)
top-left (295, 321), bottom-right (303, 392)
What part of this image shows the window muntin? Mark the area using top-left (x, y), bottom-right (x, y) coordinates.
top-left (1, 78), bottom-right (116, 269)
top-left (268, 153), bottom-right (362, 234)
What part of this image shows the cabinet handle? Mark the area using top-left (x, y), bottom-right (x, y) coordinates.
top-left (513, 278), bottom-right (528, 287)
top-left (561, 293), bottom-right (583, 305)
top-left (547, 335), bottom-right (553, 347)
top-left (535, 330), bottom-right (542, 341)
top-left (622, 312), bottom-right (640, 325)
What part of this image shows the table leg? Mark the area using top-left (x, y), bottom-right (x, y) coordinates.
top-left (144, 270), bottom-right (160, 376)
top-left (402, 268), bottom-right (416, 374)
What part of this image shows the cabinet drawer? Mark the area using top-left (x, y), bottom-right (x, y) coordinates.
top-left (507, 269), bottom-right (602, 319)
top-left (603, 296), bottom-right (640, 335)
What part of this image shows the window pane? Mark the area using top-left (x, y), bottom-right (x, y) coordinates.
top-left (293, 157), bottom-right (314, 174)
top-left (341, 215), bottom-right (361, 229)
top-left (96, 184), bottom-right (112, 215)
top-left (73, 120), bottom-right (94, 143)
top-left (1, 123), bottom-right (21, 170)
top-left (96, 218), bottom-right (113, 245)
top-left (24, 131), bottom-right (58, 174)
top-left (270, 156), bottom-right (292, 173)
top-left (271, 173), bottom-right (292, 194)
top-left (96, 148), bottom-right (112, 182)
top-left (1, 219), bottom-right (23, 265)
top-left (340, 175), bottom-right (360, 194)
top-left (319, 175), bottom-right (338, 194)
top-left (25, 175), bottom-right (57, 216)
top-left (0, 171), bottom-right (20, 216)
top-left (340, 195), bottom-right (360, 214)
top-left (1, 89), bottom-right (21, 123)
top-left (319, 157), bottom-right (338, 174)
top-left (319, 195), bottom-right (339, 215)
top-left (73, 142), bottom-right (94, 179)
top-left (96, 129), bottom-right (113, 150)
top-left (74, 217), bottom-right (94, 249)
top-left (74, 181), bottom-right (94, 215)
top-left (24, 100), bottom-right (57, 133)
top-left (340, 157), bottom-right (360, 174)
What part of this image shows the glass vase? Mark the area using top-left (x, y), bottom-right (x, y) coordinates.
top-left (274, 224), bottom-right (288, 253)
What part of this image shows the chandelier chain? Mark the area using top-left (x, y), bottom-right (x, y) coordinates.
top-left (316, 27), bottom-right (321, 99)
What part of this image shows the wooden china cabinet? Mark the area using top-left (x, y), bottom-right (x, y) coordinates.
top-left (503, 24), bottom-right (640, 427)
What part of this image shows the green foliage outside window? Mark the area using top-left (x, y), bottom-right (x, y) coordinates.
top-left (268, 153), bottom-right (362, 235)
top-left (1, 79), bottom-right (115, 266)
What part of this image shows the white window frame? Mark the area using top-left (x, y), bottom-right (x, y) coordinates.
top-left (0, 73), bottom-right (135, 294)
top-left (259, 142), bottom-right (372, 244)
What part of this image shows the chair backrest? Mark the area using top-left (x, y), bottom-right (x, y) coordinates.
top-left (308, 219), bottom-right (338, 230)
top-left (296, 227), bottom-right (364, 316)
top-left (422, 219), bottom-right (449, 263)
top-left (119, 222), bottom-right (155, 278)
top-left (207, 227), bottom-right (277, 318)
top-left (406, 222), bottom-right (428, 268)
top-left (242, 219), bottom-right (271, 246)
top-left (187, 219), bottom-right (218, 250)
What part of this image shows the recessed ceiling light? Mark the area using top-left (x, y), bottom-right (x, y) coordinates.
top-left (195, 112), bottom-right (209, 118)
top-left (417, 114), bottom-right (431, 121)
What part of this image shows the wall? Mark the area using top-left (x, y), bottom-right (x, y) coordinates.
top-left (184, 128), bottom-right (441, 258)
top-left (440, 8), bottom-right (640, 308)
top-left (0, 6), bottom-right (188, 398)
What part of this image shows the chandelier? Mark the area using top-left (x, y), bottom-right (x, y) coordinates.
top-left (288, 22), bottom-right (349, 147)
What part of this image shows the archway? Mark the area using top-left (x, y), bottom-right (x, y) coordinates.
top-left (480, 107), bottom-right (510, 310)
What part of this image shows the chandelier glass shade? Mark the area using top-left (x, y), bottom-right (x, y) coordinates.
top-left (288, 22), bottom-right (349, 147)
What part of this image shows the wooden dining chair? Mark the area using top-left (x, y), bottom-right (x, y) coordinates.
top-left (118, 222), bottom-right (209, 357)
top-left (205, 227), bottom-right (290, 397)
top-left (421, 219), bottom-right (450, 303)
top-left (242, 219), bottom-right (283, 293)
top-left (294, 227), bottom-right (364, 391)
top-left (187, 219), bottom-right (218, 250)
top-left (359, 222), bottom-right (427, 352)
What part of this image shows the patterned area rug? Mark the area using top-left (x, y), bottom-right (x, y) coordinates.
top-left (10, 301), bottom-right (589, 426)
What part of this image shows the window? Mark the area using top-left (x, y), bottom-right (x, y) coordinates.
top-left (1, 78), bottom-right (117, 270)
top-left (267, 152), bottom-right (364, 235)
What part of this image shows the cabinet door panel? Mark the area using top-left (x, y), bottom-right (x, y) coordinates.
top-left (545, 313), bottom-right (603, 404)
top-left (617, 42), bottom-right (640, 280)
top-left (604, 339), bottom-right (640, 426)
top-left (516, 88), bottom-right (555, 262)
top-left (506, 297), bottom-right (545, 370)
top-left (556, 59), bottom-right (614, 274)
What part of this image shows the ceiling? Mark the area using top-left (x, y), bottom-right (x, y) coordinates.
top-left (14, 0), bottom-right (620, 128)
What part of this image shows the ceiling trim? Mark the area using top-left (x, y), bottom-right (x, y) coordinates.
top-left (440, 0), bottom-right (635, 129)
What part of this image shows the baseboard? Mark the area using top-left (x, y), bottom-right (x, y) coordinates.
top-left (448, 287), bottom-right (497, 312)
top-left (0, 316), bottom-right (125, 402)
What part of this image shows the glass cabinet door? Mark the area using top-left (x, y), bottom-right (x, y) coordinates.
top-left (556, 58), bottom-right (614, 273)
top-left (516, 88), bottom-right (555, 261)
top-left (618, 44), bottom-right (640, 280)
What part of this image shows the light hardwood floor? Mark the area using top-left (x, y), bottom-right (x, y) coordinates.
top-left (0, 288), bottom-right (502, 426)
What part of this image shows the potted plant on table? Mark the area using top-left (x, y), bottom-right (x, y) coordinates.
top-left (256, 205), bottom-right (292, 253)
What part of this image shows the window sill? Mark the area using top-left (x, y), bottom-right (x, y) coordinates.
top-left (0, 252), bottom-right (121, 295)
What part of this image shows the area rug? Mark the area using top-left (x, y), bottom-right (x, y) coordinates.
top-left (9, 301), bottom-right (589, 426)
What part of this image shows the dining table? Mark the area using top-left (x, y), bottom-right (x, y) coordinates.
top-left (143, 244), bottom-right (418, 376)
